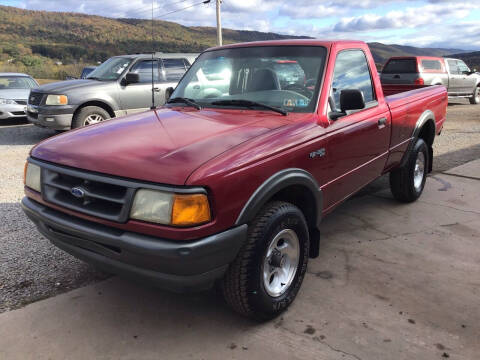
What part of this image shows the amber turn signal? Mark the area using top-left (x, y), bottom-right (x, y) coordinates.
top-left (171, 194), bottom-right (211, 226)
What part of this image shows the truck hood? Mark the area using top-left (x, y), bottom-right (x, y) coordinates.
top-left (31, 108), bottom-right (289, 185)
top-left (36, 79), bottom-right (111, 93)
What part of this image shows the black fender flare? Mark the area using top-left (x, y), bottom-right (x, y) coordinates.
top-left (400, 110), bottom-right (436, 171)
top-left (235, 168), bottom-right (323, 257)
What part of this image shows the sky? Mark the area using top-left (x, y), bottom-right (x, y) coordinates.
top-left (2, 0), bottom-right (480, 50)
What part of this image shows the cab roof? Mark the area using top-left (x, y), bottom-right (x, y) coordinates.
top-left (205, 39), bottom-right (365, 52)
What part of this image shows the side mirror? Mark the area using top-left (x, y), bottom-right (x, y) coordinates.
top-left (165, 87), bottom-right (174, 101)
top-left (124, 72), bottom-right (139, 85)
top-left (329, 89), bottom-right (365, 121)
top-left (340, 89), bottom-right (365, 112)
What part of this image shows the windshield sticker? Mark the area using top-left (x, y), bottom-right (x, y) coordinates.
top-left (283, 98), bottom-right (308, 107)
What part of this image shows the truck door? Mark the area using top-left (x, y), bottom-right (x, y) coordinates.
top-left (323, 49), bottom-right (391, 209)
top-left (456, 60), bottom-right (477, 94)
top-left (446, 59), bottom-right (462, 94)
top-left (118, 59), bottom-right (162, 113)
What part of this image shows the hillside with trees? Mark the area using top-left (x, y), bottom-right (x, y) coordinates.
top-left (0, 5), bottom-right (476, 79)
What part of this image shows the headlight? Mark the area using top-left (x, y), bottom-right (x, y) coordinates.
top-left (24, 162), bottom-right (41, 193)
top-left (130, 189), bottom-right (211, 226)
top-left (0, 98), bottom-right (17, 105)
top-left (45, 94), bottom-right (68, 105)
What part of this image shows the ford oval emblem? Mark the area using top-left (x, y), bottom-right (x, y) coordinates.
top-left (71, 187), bottom-right (85, 199)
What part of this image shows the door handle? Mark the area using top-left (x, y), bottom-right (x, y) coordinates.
top-left (153, 87), bottom-right (161, 92)
top-left (378, 117), bottom-right (387, 128)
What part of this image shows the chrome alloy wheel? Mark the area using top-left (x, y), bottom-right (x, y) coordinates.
top-left (413, 151), bottom-right (425, 191)
top-left (83, 114), bottom-right (105, 126)
top-left (262, 229), bottom-right (300, 297)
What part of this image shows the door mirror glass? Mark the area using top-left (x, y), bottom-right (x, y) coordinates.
top-left (340, 89), bottom-right (365, 112)
top-left (125, 72), bottom-right (139, 85)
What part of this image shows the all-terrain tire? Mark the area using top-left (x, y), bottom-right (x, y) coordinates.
top-left (72, 106), bottom-right (110, 129)
top-left (390, 138), bottom-right (429, 203)
top-left (221, 201), bottom-right (310, 321)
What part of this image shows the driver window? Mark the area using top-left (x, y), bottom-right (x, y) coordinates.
top-left (330, 50), bottom-right (375, 111)
top-left (129, 60), bottom-right (160, 83)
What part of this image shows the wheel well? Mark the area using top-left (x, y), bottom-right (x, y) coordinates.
top-left (418, 119), bottom-right (435, 147)
top-left (417, 120), bottom-right (435, 172)
top-left (270, 185), bottom-right (320, 258)
top-left (74, 101), bottom-right (115, 119)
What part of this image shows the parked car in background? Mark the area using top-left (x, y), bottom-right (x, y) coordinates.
top-left (0, 73), bottom-right (38, 120)
top-left (80, 66), bottom-right (96, 79)
top-left (23, 40), bottom-right (447, 320)
top-left (381, 56), bottom-right (480, 104)
top-left (26, 53), bottom-right (198, 130)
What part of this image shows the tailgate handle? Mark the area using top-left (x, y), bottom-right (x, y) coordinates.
top-left (393, 74), bottom-right (400, 79)
top-left (378, 117), bottom-right (387, 128)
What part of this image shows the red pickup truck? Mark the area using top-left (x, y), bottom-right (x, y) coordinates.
top-left (22, 40), bottom-right (447, 320)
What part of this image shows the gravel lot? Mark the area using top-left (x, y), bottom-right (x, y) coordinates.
top-left (1, 100), bottom-right (479, 313)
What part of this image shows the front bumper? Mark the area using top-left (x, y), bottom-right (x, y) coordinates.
top-left (26, 104), bottom-right (76, 130)
top-left (0, 103), bottom-right (27, 120)
top-left (22, 197), bottom-right (247, 292)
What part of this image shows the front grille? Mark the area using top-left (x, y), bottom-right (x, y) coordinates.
top-left (42, 167), bottom-right (136, 223)
top-left (15, 99), bottom-right (27, 105)
top-left (28, 92), bottom-right (44, 106)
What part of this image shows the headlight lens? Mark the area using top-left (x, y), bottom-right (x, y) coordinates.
top-left (0, 98), bottom-right (17, 105)
top-left (45, 94), bottom-right (68, 105)
top-left (24, 162), bottom-right (41, 193)
top-left (130, 189), bottom-right (211, 226)
top-left (130, 189), bottom-right (174, 224)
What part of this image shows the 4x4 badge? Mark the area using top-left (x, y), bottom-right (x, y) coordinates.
top-left (309, 148), bottom-right (326, 159)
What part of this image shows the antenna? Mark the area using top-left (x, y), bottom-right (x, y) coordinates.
top-left (150, 0), bottom-right (156, 110)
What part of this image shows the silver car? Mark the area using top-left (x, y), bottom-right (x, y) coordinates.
top-left (0, 73), bottom-right (38, 120)
top-left (381, 56), bottom-right (480, 104)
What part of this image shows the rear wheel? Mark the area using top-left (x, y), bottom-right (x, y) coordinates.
top-left (221, 201), bottom-right (309, 321)
top-left (390, 138), bottom-right (429, 203)
top-left (72, 106), bottom-right (110, 129)
top-left (469, 86), bottom-right (480, 105)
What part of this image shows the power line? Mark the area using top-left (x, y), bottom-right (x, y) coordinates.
top-left (152, 0), bottom-right (211, 20)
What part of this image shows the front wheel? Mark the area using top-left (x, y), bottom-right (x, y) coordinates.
top-left (221, 201), bottom-right (310, 321)
top-left (72, 106), bottom-right (110, 129)
top-left (390, 138), bottom-right (429, 203)
top-left (469, 86), bottom-right (480, 105)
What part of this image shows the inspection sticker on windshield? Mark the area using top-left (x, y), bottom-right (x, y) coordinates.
top-left (284, 98), bottom-right (308, 107)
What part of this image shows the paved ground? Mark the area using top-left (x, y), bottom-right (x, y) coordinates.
top-left (0, 160), bottom-right (479, 360)
top-left (0, 100), bottom-right (479, 313)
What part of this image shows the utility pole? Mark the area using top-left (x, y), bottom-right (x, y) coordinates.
top-left (216, 0), bottom-right (222, 46)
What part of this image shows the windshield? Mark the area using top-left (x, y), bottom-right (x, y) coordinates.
top-left (171, 46), bottom-right (327, 113)
top-left (87, 57), bottom-right (133, 81)
top-left (0, 76), bottom-right (37, 89)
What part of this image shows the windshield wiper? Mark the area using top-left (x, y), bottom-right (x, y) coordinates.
top-left (211, 99), bottom-right (288, 116)
top-left (167, 97), bottom-right (202, 110)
